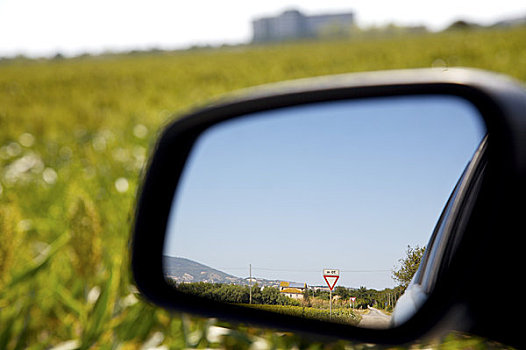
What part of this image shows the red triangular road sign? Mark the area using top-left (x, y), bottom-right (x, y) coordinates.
top-left (323, 275), bottom-right (339, 291)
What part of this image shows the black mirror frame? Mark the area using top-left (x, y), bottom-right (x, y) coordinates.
top-left (131, 68), bottom-right (526, 346)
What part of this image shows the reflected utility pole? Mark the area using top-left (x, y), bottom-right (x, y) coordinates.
top-left (249, 264), bottom-right (252, 304)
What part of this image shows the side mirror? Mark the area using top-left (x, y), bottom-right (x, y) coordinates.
top-left (131, 68), bottom-right (526, 346)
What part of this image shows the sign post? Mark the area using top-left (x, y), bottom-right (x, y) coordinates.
top-left (323, 269), bottom-right (340, 318)
top-left (350, 296), bottom-right (356, 309)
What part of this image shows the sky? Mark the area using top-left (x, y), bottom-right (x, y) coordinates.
top-left (1, 0), bottom-right (525, 57)
top-left (164, 95), bottom-right (486, 290)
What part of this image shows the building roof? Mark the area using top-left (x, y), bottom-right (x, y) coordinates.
top-left (280, 288), bottom-right (303, 294)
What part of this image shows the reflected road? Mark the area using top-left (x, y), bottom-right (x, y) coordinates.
top-left (358, 307), bottom-right (391, 329)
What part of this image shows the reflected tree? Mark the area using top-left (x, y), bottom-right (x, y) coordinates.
top-left (392, 245), bottom-right (426, 290)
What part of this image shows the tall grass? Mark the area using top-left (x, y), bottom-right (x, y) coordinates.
top-left (1, 26), bottom-right (525, 349)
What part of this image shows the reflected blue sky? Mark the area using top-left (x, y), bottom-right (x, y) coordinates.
top-left (165, 95), bottom-right (485, 289)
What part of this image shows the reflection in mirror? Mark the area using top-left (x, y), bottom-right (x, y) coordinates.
top-left (163, 96), bottom-right (486, 328)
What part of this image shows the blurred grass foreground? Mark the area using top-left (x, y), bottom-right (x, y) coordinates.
top-left (1, 26), bottom-right (525, 349)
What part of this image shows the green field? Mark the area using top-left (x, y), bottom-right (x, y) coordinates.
top-left (1, 26), bottom-right (525, 349)
top-left (246, 304), bottom-right (361, 326)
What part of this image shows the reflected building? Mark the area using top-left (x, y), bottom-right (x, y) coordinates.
top-left (280, 287), bottom-right (305, 300)
top-left (252, 9), bottom-right (355, 42)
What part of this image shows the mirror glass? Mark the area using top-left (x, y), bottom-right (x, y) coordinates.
top-left (163, 95), bottom-right (485, 328)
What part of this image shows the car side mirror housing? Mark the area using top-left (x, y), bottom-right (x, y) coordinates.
top-left (131, 68), bottom-right (526, 347)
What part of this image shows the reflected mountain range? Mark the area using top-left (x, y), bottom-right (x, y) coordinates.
top-left (163, 256), bottom-right (300, 287)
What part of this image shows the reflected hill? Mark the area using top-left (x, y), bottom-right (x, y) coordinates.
top-left (163, 256), bottom-right (285, 287)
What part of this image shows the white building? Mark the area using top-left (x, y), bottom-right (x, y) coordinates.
top-left (280, 287), bottom-right (304, 300)
top-left (252, 9), bottom-right (355, 42)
